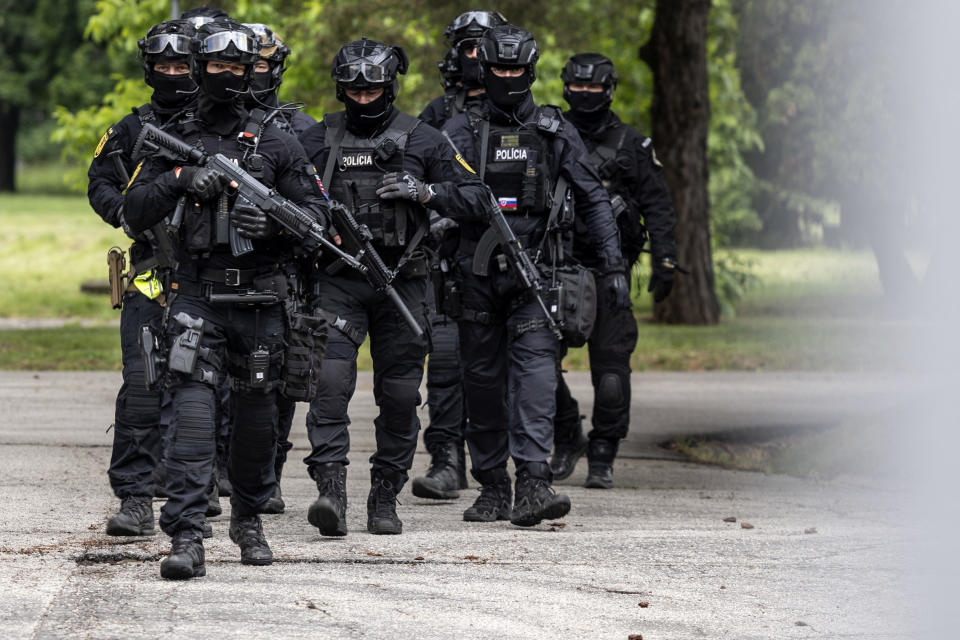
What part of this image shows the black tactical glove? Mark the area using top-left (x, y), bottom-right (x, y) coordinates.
top-left (648, 256), bottom-right (677, 303)
top-left (429, 215), bottom-right (458, 246)
top-left (603, 271), bottom-right (631, 310)
top-left (232, 201), bottom-right (276, 240)
top-left (376, 171), bottom-right (433, 203)
top-left (177, 166), bottom-right (228, 201)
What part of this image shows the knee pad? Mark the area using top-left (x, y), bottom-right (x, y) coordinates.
top-left (170, 392), bottom-right (216, 461)
top-left (596, 372), bottom-right (627, 410)
top-left (379, 376), bottom-right (422, 416)
top-left (118, 369), bottom-right (161, 428)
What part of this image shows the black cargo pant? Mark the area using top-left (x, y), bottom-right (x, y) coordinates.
top-left (456, 255), bottom-right (560, 472)
top-left (108, 291), bottom-right (164, 499)
top-left (304, 272), bottom-right (429, 480)
top-left (423, 284), bottom-right (467, 451)
top-left (158, 293), bottom-right (285, 536)
top-left (555, 277), bottom-right (638, 444)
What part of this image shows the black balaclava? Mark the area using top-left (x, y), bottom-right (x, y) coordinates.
top-left (198, 70), bottom-right (247, 133)
top-left (250, 71), bottom-right (273, 96)
top-left (150, 71), bottom-right (196, 110)
top-left (460, 53), bottom-right (482, 89)
top-left (344, 92), bottom-right (393, 136)
top-left (566, 90), bottom-right (610, 115)
top-left (484, 68), bottom-right (532, 108)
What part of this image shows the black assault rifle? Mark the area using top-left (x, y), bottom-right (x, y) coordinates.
top-left (440, 131), bottom-right (561, 340)
top-left (132, 122), bottom-right (423, 337)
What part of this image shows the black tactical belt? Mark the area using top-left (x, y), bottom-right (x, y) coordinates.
top-left (198, 265), bottom-right (279, 287)
top-left (171, 279), bottom-right (278, 302)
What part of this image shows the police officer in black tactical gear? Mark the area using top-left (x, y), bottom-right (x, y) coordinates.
top-left (237, 22), bottom-right (319, 517)
top-left (88, 18), bottom-right (209, 539)
top-left (125, 20), bottom-right (329, 580)
top-left (550, 53), bottom-right (678, 489)
top-left (298, 38), bottom-right (488, 537)
top-left (419, 10), bottom-right (506, 129)
top-left (410, 10), bottom-right (506, 503)
top-left (443, 26), bottom-right (629, 527)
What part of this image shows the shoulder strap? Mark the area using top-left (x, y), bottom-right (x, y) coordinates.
top-left (135, 103), bottom-right (156, 126)
top-left (321, 112), bottom-right (347, 191)
top-left (477, 117), bottom-right (491, 180)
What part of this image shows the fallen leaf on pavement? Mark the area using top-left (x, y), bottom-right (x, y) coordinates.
top-left (638, 601), bottom-right (649, 608)
top-left (795, 621), bottom-right (809, 626)
top-left (723, 516), bottom-right (737, 523)
top-left (741, 522), bottom-right (755, 529)
top-left (628, 635), bottom-right (643, 640)
top-left (804, 527), bottom-right (817, 534)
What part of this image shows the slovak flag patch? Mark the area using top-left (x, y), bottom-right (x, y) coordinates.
top-left (498, 197), bottom-right (518, 210)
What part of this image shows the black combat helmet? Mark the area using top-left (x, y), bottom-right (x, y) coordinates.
top-left (138, 19), bottom-right (195, 85)
top-left (561, 53), bottom-right (618, 113)
top-left (244, 23), bottom-right (291, 97)
top-left (478, 25), bottom-right (539, 107)
top-left (190, 20), bottom-right (259, 103)
top-left (443, 10), bottom-right (507, 47)
top-left (180, 5), bottom-right (230, 27)
top-left (331, 38), bottom-right (409, 103)
top-left (444, 11), bottom-right (506, 89)
top-left (437, 46), bottom-right (461, 91)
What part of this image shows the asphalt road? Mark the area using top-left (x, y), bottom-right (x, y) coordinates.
top-left (0, 370), bottom-right (913, 638)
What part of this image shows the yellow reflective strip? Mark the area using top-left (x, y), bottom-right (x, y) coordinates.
top-left (127, 160), bottom-right (144, 190)
top-left (455, 153), bottom-right (476, 174)
top-left (93, 127), bottom-right (113, 158)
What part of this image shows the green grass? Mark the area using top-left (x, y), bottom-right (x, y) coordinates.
top-left (0, 193), bottom-right (128, 321)
top-left (0, 326), bottom-right (121, 370)
top-left (0, 193), bottom-right (895, 371)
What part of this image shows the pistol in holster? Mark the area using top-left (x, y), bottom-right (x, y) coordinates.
top-left (107, 247), bottom-right (127, 309)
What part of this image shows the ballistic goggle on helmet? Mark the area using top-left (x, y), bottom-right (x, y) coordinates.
top-left (479, 25), bottom-right (539, 79)
top-left (331, 38), bottom-right (409, 102)
top-left (190, 20), bottom-right (260, 81)
top-left (139, 20), bottom-right (195, 83)
top-left (443, 10), bottom-right (507, 47)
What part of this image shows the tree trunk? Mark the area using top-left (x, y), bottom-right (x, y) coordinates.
top-left (640, 0), bottom-right (719, 325)
top-left (0, 103), bottom-right (18, 192)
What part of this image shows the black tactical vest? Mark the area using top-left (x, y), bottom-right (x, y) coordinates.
top-left (473, 106), bottom-right (559, 217)
top-left (176, 111), bottom-right (267, 256)
top-left (321, 111), bottom-right (423, 248)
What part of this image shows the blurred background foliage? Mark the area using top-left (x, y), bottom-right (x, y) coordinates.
top-left (2, 0), bottom-right (920, 316)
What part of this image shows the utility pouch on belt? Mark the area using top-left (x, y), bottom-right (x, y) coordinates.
top-left (168, 312), bottom-right (204, 375)
top-left (107, 247), bottom-right (127, 309)
top-left (546, 265), bottom-right (597, 348)
top-left (280, 310), bottom-right (328, 401)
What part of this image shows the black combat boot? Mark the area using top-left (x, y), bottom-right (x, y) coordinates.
top-left (202, 519), bottom-right (213, 539)
top-left (510, 461), bottom-right (571, 527)
top-left (412, 440), bottom-right (461, 500)
top-left (160, 529), bottom-right (205, 579)
top-left (308, 462), bottom-right (348, 537)
top-left (458, 442), bottom-right (469, 490)
top-left (229, 514), bottom-right (274, 565)
top-left (106, 496), bottom-right (155, 536)
top-left (463, 467), bottom-right (512, 522)
top-left (367, 469), bottom-right (404, 535)
top-left (584, 438), bottom-right (619, 489)
top-left (218, 474), bottom-right (233, 497)
top-left (205, 478), bottom-right (222, 517)
top-left (263, 468), bottom-right (285, 515)
top-left (550, 416), bottom-right (587, 481)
